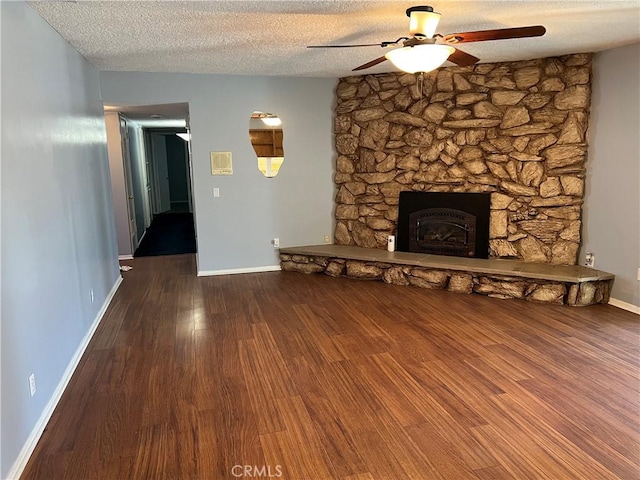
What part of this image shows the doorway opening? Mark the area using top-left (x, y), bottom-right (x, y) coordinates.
top-left (103, 103), bottom-right (197, 259)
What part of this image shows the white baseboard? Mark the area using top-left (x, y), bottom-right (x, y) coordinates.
top-left (5, 275), bottom-right (124, 480)
top-left (198, 265), bottom-right (281, 277)
top-left (118, 254), bottom-right (133, 260)
top-left (608, 297), bottom-right (640, 315)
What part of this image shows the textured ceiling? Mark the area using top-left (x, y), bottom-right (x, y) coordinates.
top-left (30, 1), bottom-right (640, 78)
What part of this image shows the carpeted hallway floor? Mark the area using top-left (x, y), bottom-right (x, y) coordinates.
top-left (134, 211), bottom-right (196, 257)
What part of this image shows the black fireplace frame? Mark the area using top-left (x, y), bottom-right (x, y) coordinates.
top-left (397, 191), bottom-right (491, 259)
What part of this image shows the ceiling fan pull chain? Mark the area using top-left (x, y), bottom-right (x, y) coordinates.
top-left (418, 71), bottom-right (425, 111)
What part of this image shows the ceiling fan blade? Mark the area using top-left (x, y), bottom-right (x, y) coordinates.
top-left (307, 43), bottom-right (387, 49)
top-left (448, 48), bottom-right (480, 67)
top-left (353, 56), bottom-right (388, 71)
top-left (442, 25), bottom-right (546, 44)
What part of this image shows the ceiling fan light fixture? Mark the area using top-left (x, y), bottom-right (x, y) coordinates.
top-left (261, 116), bottom-right (282, 127)
top-left (407, 6), bottom-right (441, 38)
top-left (385, 44), bottom-right (455, 74)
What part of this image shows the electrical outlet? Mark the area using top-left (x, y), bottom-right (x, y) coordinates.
top-left (213, 187), bottom-right (220, 198)
top-left (585, 252), bottom-right (595, 268)
top-left (324, 235), bottom-right (331, 244)
top-left (90, 288), bottom-right (94, 304)
top-left (273, 238), bottom-right (280, 248)
top-left (29, 374), bottom-right (36, 397)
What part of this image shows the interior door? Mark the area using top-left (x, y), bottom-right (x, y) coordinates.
top-left (151, 133), bottom-right (171, 213)
top-left (183, 126), bottom-right (193, 212)
top-left (119, 115), bottom-right (138, 252)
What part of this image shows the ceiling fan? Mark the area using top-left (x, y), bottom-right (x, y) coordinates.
top-left (307, 6), bottom-right (546, 74)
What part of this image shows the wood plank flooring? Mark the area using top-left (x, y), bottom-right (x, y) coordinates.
top-left (21, 254), bottom-right (639, 479)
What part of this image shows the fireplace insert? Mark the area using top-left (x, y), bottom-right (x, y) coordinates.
top-left (397, 192), bottom-right (490, 259)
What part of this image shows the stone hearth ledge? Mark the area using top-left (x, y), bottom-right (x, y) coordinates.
top-left (279, 245), bottom-right (613, 306)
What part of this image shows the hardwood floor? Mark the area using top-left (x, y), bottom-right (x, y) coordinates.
top-left (21, 254), bottom-right (639, 479)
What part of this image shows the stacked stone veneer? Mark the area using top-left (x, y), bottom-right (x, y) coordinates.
top-left (334, 54), bottom-right (592, 265)
top-left (280, 254), bottom-right (611, 306)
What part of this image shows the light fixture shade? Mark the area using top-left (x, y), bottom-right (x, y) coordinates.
top-left (385, 44), bottom-right (455, 74)
top-left (409, 10), bottom-right (441, 38)
top-left (261, 116), bottom-right (282, 127)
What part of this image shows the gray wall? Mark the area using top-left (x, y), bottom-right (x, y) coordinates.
top-left (582, 43), bottom-right (640, 307)
top-left (99, 72), bottom-right (336, 273)
top-left (1, 2), bottom-right (120, 477)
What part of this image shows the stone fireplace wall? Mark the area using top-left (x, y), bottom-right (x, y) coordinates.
top-left (334, 54), bottom-right (592, 265)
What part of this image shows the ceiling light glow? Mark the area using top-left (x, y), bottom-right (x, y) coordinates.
top-left (385, 44), bottom-right (455, 74)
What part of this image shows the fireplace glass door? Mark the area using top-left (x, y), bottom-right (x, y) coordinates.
top-left (409, 208), bottom-right (476, 257)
